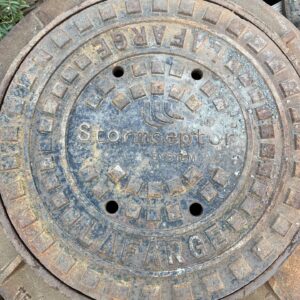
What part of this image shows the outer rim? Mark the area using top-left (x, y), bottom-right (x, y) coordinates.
top-left (283, 0), bottom-right (300, 29)
top-left (0, 0), bottom-right (299, 299)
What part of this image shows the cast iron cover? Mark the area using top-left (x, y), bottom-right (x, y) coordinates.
top-left (0, 0), bottom-right (300, 299)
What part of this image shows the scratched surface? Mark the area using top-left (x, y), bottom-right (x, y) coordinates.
top-left (0, 0), bottom-right (300, 299)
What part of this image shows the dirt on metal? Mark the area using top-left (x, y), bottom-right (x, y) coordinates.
top-left (284, 0), bottom-right (300, 29)
top-left (0, 0), bottom-right (299, 299)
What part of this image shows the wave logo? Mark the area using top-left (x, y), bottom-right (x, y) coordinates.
top-left (142, 101), bottom-right (184, 128)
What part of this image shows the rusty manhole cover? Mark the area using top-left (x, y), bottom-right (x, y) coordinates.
top-left (0, 0), bottom-right (300, 299)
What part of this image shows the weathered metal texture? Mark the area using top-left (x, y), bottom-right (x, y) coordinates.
top-left (0, 2), bottom-right (89, 299)
top-left (284, 0), bottom-right (300, 29)
top-left (0, 250), bottom-right (70, 300)
top-left (268, 245), bottom-right (300, 300)
top-left (0, 0), bottom-right (86, 84)
top-left (0, 1), bottom-right (300, 300)
top-left (244, 282), bottom-right (280, 300)
top-left (219, 0), bottom-right (300, 75)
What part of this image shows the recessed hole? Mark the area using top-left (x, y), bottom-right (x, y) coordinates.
top-left (112, 66), bottom-right (124, 78)
top-left (189, 203), bottom-right (203, 217)
top-left (191, 69), bottom-right (203, 80)
top-left (105, 200), bottom-right (119, 214)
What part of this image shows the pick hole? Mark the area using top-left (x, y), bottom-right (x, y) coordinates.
top-left (191, 69), bottom-right (203, 80)
top-left (113, 66), bottom-right (124, 78)
top-left (105, 201), bottom-right (119, 214)
top-left (189, 203), bottom-right (203, 217)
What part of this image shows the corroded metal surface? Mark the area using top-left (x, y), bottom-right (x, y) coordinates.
top-left (284, 0), bottom-right (300, 29)
top-left (269, 245), bottom-right (300, 300)
top-left (0, 0), bottom-right (300, 299)
top-left (0, 0), bottom-right (86, 84)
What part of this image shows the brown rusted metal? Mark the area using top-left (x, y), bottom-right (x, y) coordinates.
top-left (0, 1), bottom-right (299, 299)
top-left (268, 245), bottom-right (300, 300)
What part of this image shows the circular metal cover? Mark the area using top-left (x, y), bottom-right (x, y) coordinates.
top-left (0, 0), bottom-right (300, 299)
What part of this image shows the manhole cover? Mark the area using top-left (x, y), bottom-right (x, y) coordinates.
top-left (0, 0), bottom-right (299, 299)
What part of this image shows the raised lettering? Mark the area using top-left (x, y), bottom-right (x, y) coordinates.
top-left (121, 240), bottom-right (140, 265)
top-left (132, 27), bottom-right (148, 46)
top-left (14, 287), bottom-right (31, 300)
top-left (192, 30), bottom-right (206, 52)
top-left (189, 235), bottom-right (207, 258)
top-left (171, 29), bottom-right (187, 48)
top-left (78, 123), bottom-right (91, 141)
top-left (108, 130), bottom-right (120, 142)
top-left (112, 32), bottom-right (128, 50)
top-left (95, 38), bottom-right (112, 59)
top-left (205, 224), bottom-right (227, 250)
top-left (152, 25), bottom-right (166, 45)
top-left (144, 241), bottom-right (162, 268)
top-left (165, 241), bottom-right (185, 265)
top-left (77, 126), bottom-right (212, 148)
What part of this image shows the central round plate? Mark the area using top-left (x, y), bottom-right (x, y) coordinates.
top-left (0, 0), bottom-right (299, 299)
top-left (65, 53), bottom-right (247, 230)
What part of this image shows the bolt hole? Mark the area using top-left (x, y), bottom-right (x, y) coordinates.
top-left (105, 200), bottom-right (119, 214)
top-left (189, 203), bottom-right (203, 217)
top-left (112, 66), bottom-right (125, 78)
top-left (191, 68), bottom-right (203, 81)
